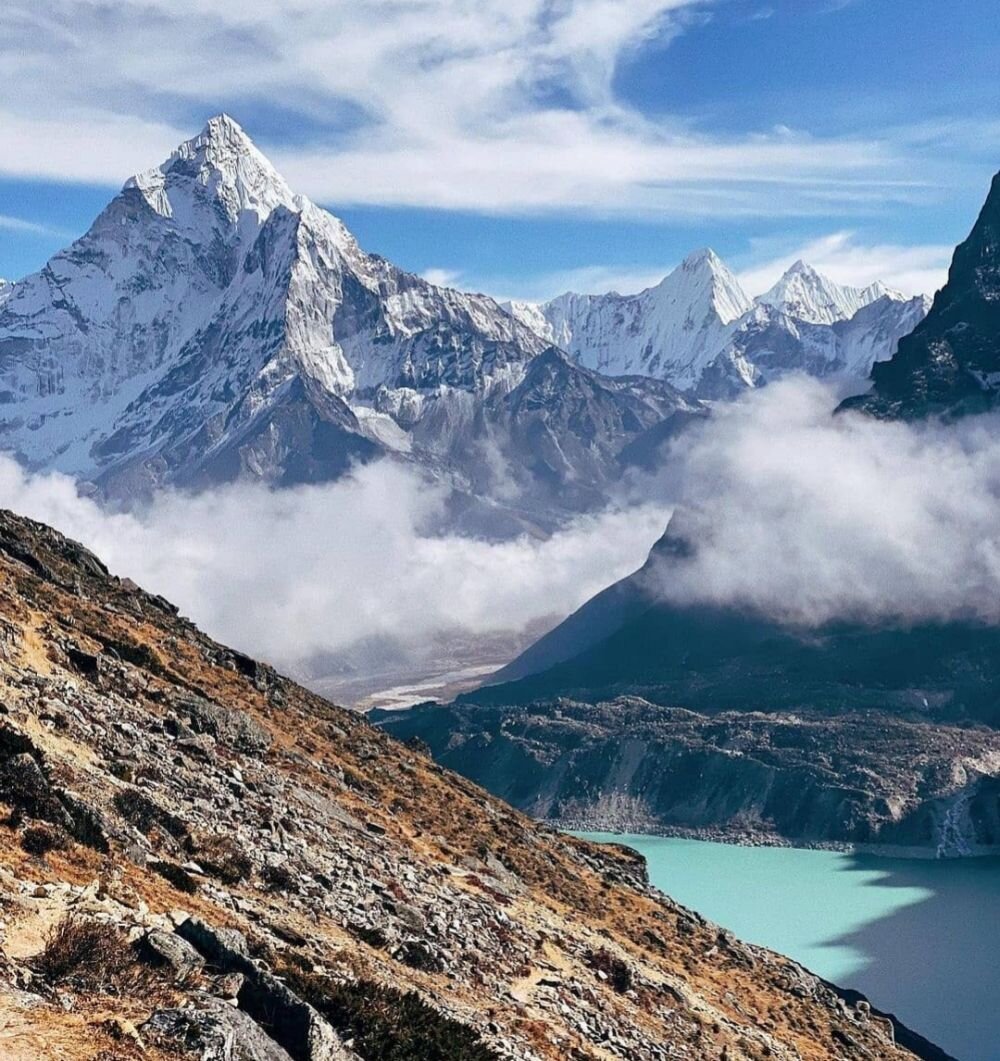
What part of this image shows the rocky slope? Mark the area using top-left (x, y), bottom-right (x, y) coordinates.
top-left (381, 698), bottom-right (1000, 857)
top-left (0, 117), bottom-right (689, 527)
top-left (507, 256), bottom-right (927, 397)
top-left (0, 506), bottom-right (937, 1060)
top-left (841, 170), bottom-right (1000, 419)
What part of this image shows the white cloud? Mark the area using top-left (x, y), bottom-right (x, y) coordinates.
top-left (0, 456), bottom-right (666, 674)
top-left (420, 267), bottom-right (465, 289)
top-left (737, 231), bottom-right (952, 297)
top-left (0, 107), bottom-right (187, 187)
top-left (649, 377), bottom-right (1000, 627)
top-left (0, 0), bottom-right (916, 218)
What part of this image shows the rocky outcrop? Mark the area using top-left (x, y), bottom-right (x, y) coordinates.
top-left (0, 506), bottom-right (930, 1059)
top-left (144, 998), bottom-right (299, 1061)
top-left (380, 698), bottom-right (1000, 853)
top-left (841, 170), bottom-right (1000, 420)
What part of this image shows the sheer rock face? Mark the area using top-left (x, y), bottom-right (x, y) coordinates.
top-left (383, 697), bottom-right (1000, 856)
top-left (0, 506), bottom-right (927, 1060)
top-left (841, 171), bottom-right (1000, 420)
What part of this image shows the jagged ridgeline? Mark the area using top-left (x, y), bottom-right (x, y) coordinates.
top-left (0, 508), bottom-right (941, 1059)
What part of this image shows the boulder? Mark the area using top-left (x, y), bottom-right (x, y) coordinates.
top-left (140, 928), bottom-right (206, 982)
top-left (144, 996), bottom-right (295, 1061)
top-left (176, 918), bottom-right (355, 1061)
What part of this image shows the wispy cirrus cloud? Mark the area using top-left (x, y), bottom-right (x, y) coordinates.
top-left (0, 213), bottom-right (73, 239)
top-left (736, 231), bottom-right (953, 298)
top-left (0, 0), bottom-right (924, 218)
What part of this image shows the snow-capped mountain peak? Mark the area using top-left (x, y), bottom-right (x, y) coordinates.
top-left (0, 118), bottom-right (561, 502)
top-left (125, 113), bottom-right (299, 226)
top-left (506, 249), bottom-right (752, 388)
top-left (667, 247), bottom-right (753, 325)
top-left (758, 260), bottom-right (906, 325)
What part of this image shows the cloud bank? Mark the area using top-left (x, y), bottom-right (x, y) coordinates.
top-left (653, 377), bottom-right (1000, 627)
top-left (6, 377), bottom-right (1000, 685)
top-left (0, 457), bottom-right (666, 673)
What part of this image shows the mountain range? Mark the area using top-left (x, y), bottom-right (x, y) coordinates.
top-left (506, 253), bottom-right (929, 398)
top-left (0, 116), bottom-right (924, 533)
top-left (0, 116), bottom-right (696, 530)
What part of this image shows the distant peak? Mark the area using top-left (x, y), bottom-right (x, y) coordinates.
top-left (682, 247), bottom-right (723, 270)
top-left (758, 260), bottom-right (906, 324)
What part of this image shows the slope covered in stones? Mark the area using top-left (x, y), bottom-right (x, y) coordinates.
top-left (0, 507), bottom-right (935, 1060)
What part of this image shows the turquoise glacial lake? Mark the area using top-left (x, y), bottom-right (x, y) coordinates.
top-left (579, 833), bottom-right (1000, 1061)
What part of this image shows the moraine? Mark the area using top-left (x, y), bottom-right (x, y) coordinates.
top-left (580, 832), bottom-right (1000, 1061)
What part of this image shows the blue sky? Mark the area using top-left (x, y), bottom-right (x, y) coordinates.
top-left (1, 0), bottom-right (997, 299)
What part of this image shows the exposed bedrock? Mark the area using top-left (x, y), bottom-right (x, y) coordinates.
top-left (379, 698), bottom-right (1000, 853)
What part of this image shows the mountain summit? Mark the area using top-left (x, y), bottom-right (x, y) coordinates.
top-left (128, 114), bottom-right (300, 223)
top-left (758, 259), bottom-right (900, 325)
top-left (841, 170), bottom-right (1000, 419)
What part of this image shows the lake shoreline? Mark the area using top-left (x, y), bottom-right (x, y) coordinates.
top-left (556, 818), bottom-right (1000, 860)
top-left (574, 830), bottom-right (1000, 1061)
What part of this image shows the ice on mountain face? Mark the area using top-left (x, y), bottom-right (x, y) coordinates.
top-left (127, 114), bottom-right (299, 226)
top-left (503, 300), bottom-right (556, 344)
top-left (512, 249), bottom-right (753, 390)
top-left (757, 260), bottom-right (906, 326)
top-left (696, 294), bottom-right (931, 400)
